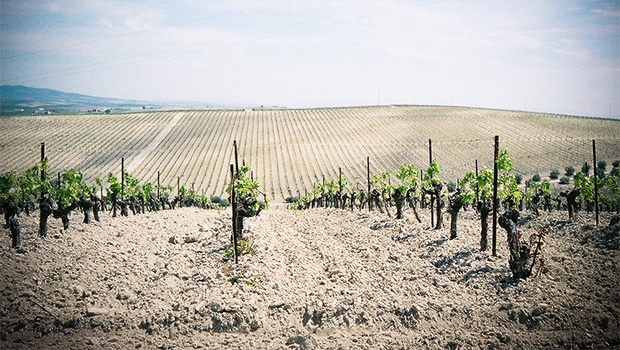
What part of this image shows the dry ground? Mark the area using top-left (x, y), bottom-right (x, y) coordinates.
top-left (1, 205), bottom-right (618, 349)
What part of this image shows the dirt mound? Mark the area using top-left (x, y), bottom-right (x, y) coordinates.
top-left (1, 207), bottom-right (618, 349)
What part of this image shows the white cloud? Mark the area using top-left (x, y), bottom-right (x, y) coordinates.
top-left (1, 0), bottom-right (618, 117)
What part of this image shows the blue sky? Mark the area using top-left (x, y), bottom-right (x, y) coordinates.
top-left (1, 0), bottom-right (618, 117)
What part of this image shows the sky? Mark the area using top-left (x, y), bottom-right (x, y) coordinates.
top-left (1, 0), bottom-right (619, 117)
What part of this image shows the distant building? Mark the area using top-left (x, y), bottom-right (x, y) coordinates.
top-left (32, 108), bottom-right (50, 115)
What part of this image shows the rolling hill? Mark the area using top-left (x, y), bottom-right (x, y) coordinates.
top-left (0, 106), bottom-right (618, 201)
top-left (0, 85), bottom-right (157, 114)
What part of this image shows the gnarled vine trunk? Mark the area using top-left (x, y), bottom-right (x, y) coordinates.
top-left (111, 191), bottom-right (119, 217)
top-left (359, 191), bottom-right (366, 210)
top-left (447, 193), bottom-right (465, 239)
top-left (54, 203), bottom-right (76, 230)
top-left (425, 184), bottom-right (444, 229)
top-left (119, 200), bottom-right (129, 217)
top-left (78, 197), bottom-right (94, 224)
top-left (91, 194), bottom-right (101, 222)
top-left (382, 189), bottom-right (391, 217)
top-left (129, 196), bottom-right (138, 215)
top-left (499, 209), bottom-right (545, 280)
top-left (392, 188), bottom-right (406, 219)
top-left (371, 189), bottom-right (382, 213)
top-left (477, 200), bottom-right (491, 251)
top-left (10, 215), bottom-right (21, 248)
top-left (3, 201), bottom-right (21, 248)
top-left (560, 188), bottom-right (580, 219)
top-left (406, 188), bottom-right (422, 223)
top-left (235, 195), bottom-right (263, 239)
top-left (39, 196), bottom-right (53, 236)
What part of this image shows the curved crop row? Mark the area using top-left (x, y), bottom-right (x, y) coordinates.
top-left (1, 106), bottom-right (618, 201)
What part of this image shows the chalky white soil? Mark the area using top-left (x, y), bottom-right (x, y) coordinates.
top-left (1, 206), bottom-right (618, 349)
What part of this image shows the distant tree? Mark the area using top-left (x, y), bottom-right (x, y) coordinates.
top-left (596, 161), bottom-right (607, 178)
top-left (549, 170), bottom-right (560, 180)
top-left (559, 176), bottom-right (570, 185)
top-left (611, 161), bottom-right (620, 177)
top-left (531, 174), bottom-right (541, 182)
top-left (446, 181), bottom-right (457, 193)
top-left (564, 165), bottom-right (575, 177)
top-left (581, 162), bottom-right (591, 176)
top-left (515, 174), bottom-right (523, 185)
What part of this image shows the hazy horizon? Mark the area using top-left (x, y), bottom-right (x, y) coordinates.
top-left (1, 1), bottom-right (619, 118)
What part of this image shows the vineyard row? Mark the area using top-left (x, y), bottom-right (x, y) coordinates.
top-left (1, 106), bottom-right (618, 201)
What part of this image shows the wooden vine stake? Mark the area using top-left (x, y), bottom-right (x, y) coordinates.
top-left (40, 142), bottom-right (45, 198)
top-left (230, 164), bottom-right (238, 264)
top-left (231, 140), bottom-right (241, 264)
top-left (339, 166), bottom-right (343, 208)
top-left (322, 174), bottom-right (326, 207)
top-left (475, 159), bottom-right (479, 201)
top-left (592, 139), bottom-right (599, 226)
top-left (367, 156), bottom-right (371, 211)
top-left (492, 135), bottom-right (499, 257)
top-left (121, 157), bottom-right (125, 200)
top-left (429, 139), bottom-right (434, 227)
top-left (41, 142), bottom-right (45, 183)
top-left (233, 140), bottom-right (239, 175)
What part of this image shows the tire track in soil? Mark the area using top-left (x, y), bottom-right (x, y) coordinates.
top-left (125, 112), bottom-right (185, 173)
top-left (251, 208), bottom-right (421, 336)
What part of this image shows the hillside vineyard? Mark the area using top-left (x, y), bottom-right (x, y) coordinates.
top-left (1, 106), bottom-right (618, 201)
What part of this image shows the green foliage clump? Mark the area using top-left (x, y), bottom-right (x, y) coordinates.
top-left (581, 162), bottom-right (591, 176)
top-left (573, 172), bottom-right (593, 203)
top-left (211, 195), bottom-right (230, 208)
top-left (515, 174), bottom-right (523, 185)
top-left (284, 196), bottom-right (299, 203)
top-left (55, 169), bottom-right (89, 207)
top-left (0, 172), bottom-right (18, 201)
top-left (371, 170), bottom-right (392, 191)
top-left (228, 165), bottom-right (268, 216)
top-left (565, 165), bottom-right (575, 177)
top-left (446, 181), bottom-right (457, 193)
top-left (223, 238), bottom-right (254, 259)
top-left (498, 150), bottom-right (522, 203)
top-left (455, 171), bottom-right (477, 204)
top-left (595, 160), bottom-right (608, 178)
top-left (549, 170), bottom-right (560, 180)
top-left (107, 172), bottom-right (122, 196)
top-left (1, 159), bottom-right (50, 203)
top-left (598, 171), bottom-right (620, 210)
top-left (395, 164), bottom-right (418, 193)
top-left (421, 161), bottom-right (441, 190)
top-left (527, 179), bottom-right (552, 197)
top-left (178, 185), bottom-right (212, 208)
